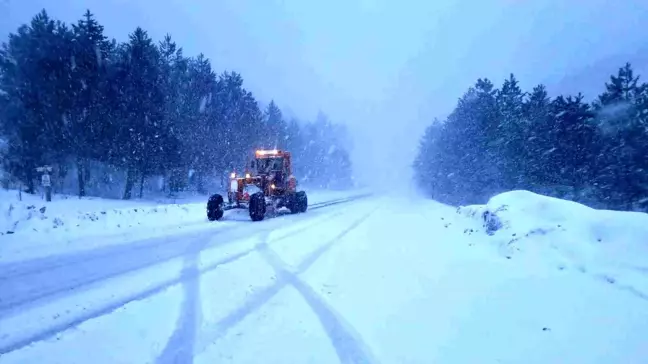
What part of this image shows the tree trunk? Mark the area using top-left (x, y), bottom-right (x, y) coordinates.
top-left (25, 165), bottom-right (35, 194)
top-left (123, 168), bottom-right (135, 200)
top-left (77, 157), bottom-right (86, 197)
top-left (196, 171), bottom-right (206, 195)
top-left (139, 173), bottom-right (146, 199)
top-left (169, 170), bottom-right (176, 195)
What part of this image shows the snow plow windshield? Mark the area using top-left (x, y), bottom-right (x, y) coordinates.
top-left (256, 157), bottom-right (284, 174)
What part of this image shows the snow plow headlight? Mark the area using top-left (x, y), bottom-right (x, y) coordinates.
top-left (256, 149), bottom-right (280, 156)
top-left (245, 173), bottom-right (251, 179)
top-left (270, 184), bottom-right (276, 189)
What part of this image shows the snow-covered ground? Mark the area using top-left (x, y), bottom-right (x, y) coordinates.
top-left (458, 190), bottom-right (648, 300)
top-left (1, 190), bottom-right (647, 363)
top-left (0, 188), bottom-right (366, 263)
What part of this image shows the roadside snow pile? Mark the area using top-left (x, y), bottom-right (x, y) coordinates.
top-left (0, 189), bottom-right (205, 237)
top-left (1, 200), bottom-right (205, 236)
top-left (0, 189), bottom-right (221, 263)
top-left (458, 190), bottom-right (648, 298)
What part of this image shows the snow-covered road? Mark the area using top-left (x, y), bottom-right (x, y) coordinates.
top-left (1, 193), bottom-right (647, 363)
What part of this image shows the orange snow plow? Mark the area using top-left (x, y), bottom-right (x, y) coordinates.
top-left (206, 149), bottom-right (307, 221)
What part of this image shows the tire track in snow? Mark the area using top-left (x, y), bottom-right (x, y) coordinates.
top-left (156, 244), bottom-right (203, 364)
top-left (0, 207), bottom-right (349, 355)
top-left (0, 205), bottom-right (345, 316)
top-left (590, 273), bottom-right (648, 302)
top-left (0, 233), bottom-right (206, 317)
top-left (190, 206), bottom-right (378, 363)
top-left (258, 237), bottom-right (379, 364)
top-left (154, 208), bottom-right (351, 364)
top-left (0, 248), bottom-right (251, 356)
top-left (0, 193), bottom-right (370, 280)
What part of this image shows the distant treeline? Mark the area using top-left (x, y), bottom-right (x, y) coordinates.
top-left (0, 10), bottom-right (353, 199)
top-left (414, 63), bottom-right (648, 211)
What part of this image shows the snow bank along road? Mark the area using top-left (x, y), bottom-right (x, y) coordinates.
top-left (1, 193), bottom-right (648, 363)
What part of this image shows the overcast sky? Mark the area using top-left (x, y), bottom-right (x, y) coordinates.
top-left (2, 0), bottom-right (648, 185)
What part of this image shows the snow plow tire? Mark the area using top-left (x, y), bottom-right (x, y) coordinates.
top-left (207, 193), bottom-right (224, 221)
top-left (287, 193), bottom-right (299, 214)
top-left (297, 191), bottom-right (308, 213)
top-left (249, 192), bottom-right (266, 221)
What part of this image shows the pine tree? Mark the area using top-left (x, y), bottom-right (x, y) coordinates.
top-left (453, 79), bottom-right (501, 201)
top-left (593, 63), bottom-right (648, 208)
top-left (264, 100), bottom-right (286, 149)
top-left (113, 27), bottom-right (164, 199)
top-left (546, 94), bottom-right (597, 199)
top-left (496, 74), bottom-right (526, 189)
top-left (157, 34), bottom-right (187, 194)
top-left (0, 8), bottom-right (350, 199)
top-left (284, 118), bottom-right (304, 176)
top-left (0, 10), bottom-right (75, 192)
top-left (522, 84), bottom-right (552, 190)
top-left (68, 10), bottom-right (113, 196)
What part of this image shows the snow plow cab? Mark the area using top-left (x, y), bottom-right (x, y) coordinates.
top-left (206, 149), bottom-right (308, 221)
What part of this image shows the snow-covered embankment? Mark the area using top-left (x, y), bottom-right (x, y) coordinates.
top-left (458, 190), bottom-right (648, 299)
top-left (0, 190), bottom-right (212, 263)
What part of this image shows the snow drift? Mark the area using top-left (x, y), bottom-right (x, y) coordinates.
top-left (0, 190), bottom-right (205, 237)
top-left (458, 190), bottom-right (648, 298)
top-left (0, 189), bottom-right (212, 263)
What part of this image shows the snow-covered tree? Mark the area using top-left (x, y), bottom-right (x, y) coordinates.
top-left (414, 63), bottom-right (648, 211)
top-left (0, 8), bottom-right (354, 198)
